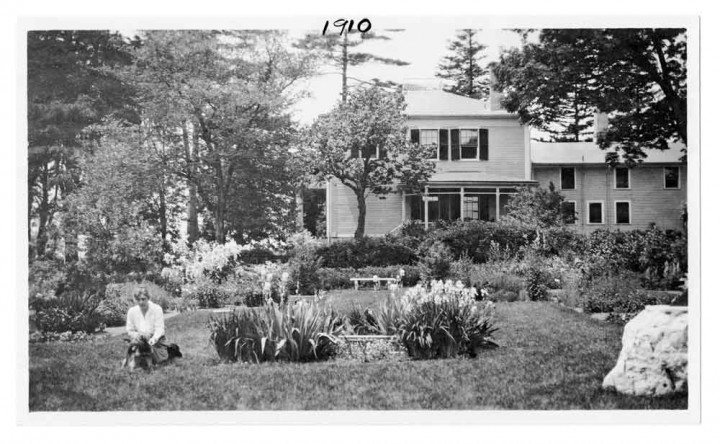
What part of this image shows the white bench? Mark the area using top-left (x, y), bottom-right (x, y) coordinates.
top-left (350, 277), bottom-right (398, 291)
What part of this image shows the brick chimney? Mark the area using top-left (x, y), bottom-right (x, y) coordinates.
top-left (489, 71), bottom-right (503, 111)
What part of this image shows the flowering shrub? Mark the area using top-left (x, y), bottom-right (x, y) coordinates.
top-left (398, 280), bottom-right (498, 359)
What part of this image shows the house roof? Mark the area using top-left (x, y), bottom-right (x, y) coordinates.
top-left (530, 141), bottom-right (686, 164)
top-left (404, 89), bottom-right (514, 118)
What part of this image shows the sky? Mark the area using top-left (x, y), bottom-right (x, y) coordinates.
top-left (287, 26), bottom-right (526, 124)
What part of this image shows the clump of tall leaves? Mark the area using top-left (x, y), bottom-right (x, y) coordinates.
top-left (208, 302), bottom-right (344, 363)
top-left (398, 280), bottom-right (498, 359)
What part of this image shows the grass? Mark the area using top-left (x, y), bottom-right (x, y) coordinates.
top-left (29, 293), bottom-right (687, 411)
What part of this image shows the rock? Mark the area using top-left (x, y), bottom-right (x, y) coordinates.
top-left (602, 305), bottom-right (688, 396)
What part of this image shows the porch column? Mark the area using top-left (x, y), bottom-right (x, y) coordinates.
top-left (495, 187), bottom-right (501, 222)
top-left (401, 191), bottom-right (406, 222)
top-left (460, 187), bottom-right (465, 221)
top-left (424, 185), bottom-right (429, 230)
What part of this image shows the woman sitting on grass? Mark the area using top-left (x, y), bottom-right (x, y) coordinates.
top-left (126, 287), bottom-right (170, 364)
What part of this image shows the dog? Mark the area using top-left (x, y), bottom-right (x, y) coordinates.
top-left (122, 337), bottom-right (154, 370)
top-left (121, 337), bottom-right (183, 370)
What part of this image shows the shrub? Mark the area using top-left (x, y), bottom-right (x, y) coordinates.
top-left (398, 281), bottom-right (498, 359)
top-left (287, 243), bottom-right (324, 295)
top-left (315, 237), bottom-right (418, 268)
top-left (29, 259), bottom-right (66, 301)
top-left (419, 241), bottom-right (453, 281)
top-left (581, 271), bottom-right (651, 314)
top-left (32, 290), bottom-right (106, 334)
top-left (419, 220), bottom-right (535, 263)
top-left (526, 267), bottom-right (551, 301)
top-left (208, 302), bottom-right (345, 363)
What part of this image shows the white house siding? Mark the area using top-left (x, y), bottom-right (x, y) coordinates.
top-left (532, 164), bottom-right (687, 234)
top-left (409, 117), bottom-right (529, 182)
top-left (327, 179), bottom-right (404, 238)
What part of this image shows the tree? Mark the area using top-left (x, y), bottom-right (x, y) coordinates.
top-left (128, 30), bottom-right (314, 243)
top-left (63, 123), bottom-right (167, 278)
top-left (502, 182), bottom-right (575, 228)
top-left (307, 86), bottom-right (436, 239)
top-left (27, 30), bottom-right (139, 259)
top-left (436, 29), bottom-right (489, 99)
top-left (492, 29), bottom-right (687, 164)
top-left (295, 30), bottom-right (408, 103)
top-left (492, 41), bottom-right (598, 142)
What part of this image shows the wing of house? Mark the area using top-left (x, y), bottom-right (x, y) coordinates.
top-left (322, 85), bottom-right (687, 239)
top-left (532, 141), bottom-right (686, 234)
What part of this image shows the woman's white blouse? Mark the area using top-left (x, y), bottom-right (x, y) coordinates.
top-left (126, 301), bottom-right (165, 341)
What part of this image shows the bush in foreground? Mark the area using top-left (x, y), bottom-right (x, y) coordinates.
top-left (209, 302), bottom-right (344, 363)
top-left (398, 281), bottom-right (498, 359)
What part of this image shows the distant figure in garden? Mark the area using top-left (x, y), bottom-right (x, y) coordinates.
top-left (126, 287), bottom-right (177, 365)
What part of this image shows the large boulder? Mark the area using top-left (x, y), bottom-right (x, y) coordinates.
top-left (602, 305), bottom-right (688, 396)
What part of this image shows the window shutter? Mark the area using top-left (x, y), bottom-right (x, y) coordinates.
top-left (349, 147), bottom-right (358, 158)
top-left (479, 129), bottom-right (489, 160)
top-left (439, 129), bottom-right (449, 160)
top-left (450, 129), bottom-right (460, 161)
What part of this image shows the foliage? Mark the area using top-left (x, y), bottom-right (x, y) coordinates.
top-left (580, 228), bottom-right (687, 289)
top-left (493, 29), bottom-right (687, 163)
top-left (398, 281), bottom-right (497, 359)
top-left (418, 241), bottom-right (453, 281)
top-left (316, 266), bottom-right (422, 291)
top-left (208, 302), bottom-right (344, 363)
top-left (526, 267), bottom-right (549, 301)
top-left (32, 291), bottom-right (106, 334)
top-left (503, 183), bottom-right (576, 228)
top-left (314, 237), bottom-right (417, 268)
top-left (28, 31), bottom-right (139, 259)
top-left (306, 86), bottom-right (436, 238)
top-left (419, 219), bottom-right (535, 263)
top-left (129, 30), bottom-right (314, 243)
top-left (295, 29), bottom-right (408, 103)
top-left (29, 259), bottom-right (67, 301)
top-left (287, 242), bottom-right (324, 295)
top-left (436, 29), bottom-right (489, 99)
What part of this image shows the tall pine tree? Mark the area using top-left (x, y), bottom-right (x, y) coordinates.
top-left (436, 29), bottom-right (489, 99)
top-left (295, 30), bottom-right (408, 103)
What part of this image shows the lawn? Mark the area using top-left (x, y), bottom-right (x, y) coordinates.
top-left (28, 292), bottom-right (688, 411)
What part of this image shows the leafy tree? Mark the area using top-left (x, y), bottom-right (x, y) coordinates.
top-left (295, 30), bottom-right (409, 103)
top-left (436, 29), bottom-right (489, 99)
top-left (307, 86), bottom-right (436, 239)
top-left (63, 123), bottom-right (167, 278)
top-left (502, 182), bottom-right (575, 228)
top-left (27, 30), bottom-right (139, 259)
top-left (128, 30), bottom-right (314, 243)
top-left (492, 28), bottom-right (687, 164)
top-left (492, 39), bottom-right (598, 142)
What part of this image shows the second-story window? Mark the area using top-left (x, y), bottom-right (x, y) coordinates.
top-left (665, 167), bottom-right (680, 189)
top-left (560, 167), bottom-right (575, 190)
top-left (460, 129), bottom-right (478, 160)
top-left (420, 129), bottom-right (439, 159)
top-left (615, 168), bottom-right (630, 189)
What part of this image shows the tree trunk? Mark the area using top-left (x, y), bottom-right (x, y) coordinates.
top-left (36, 163), bottom-right (50, 258)
top-left (354, 191), bottom-right (366, 239)
top-left (187, 183), bottom-right (199, 244)
top-left (184, 123), bottom-right (200, 244)
top-left (341, 33), bottom-right (349, 103)
top-left (158, 182), bottom-right (168, 244)
top-left (214, 205), bottom-right (225, 244)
